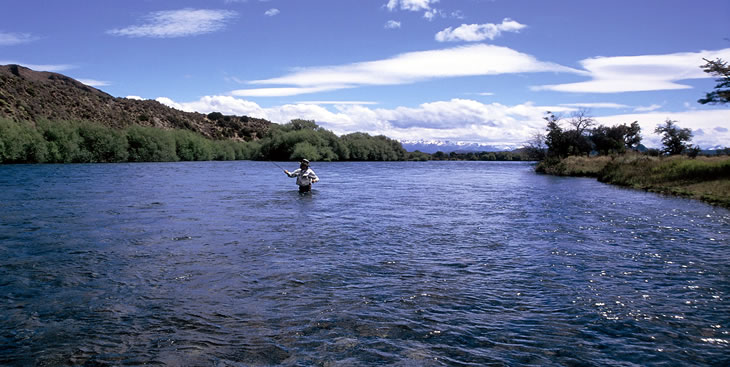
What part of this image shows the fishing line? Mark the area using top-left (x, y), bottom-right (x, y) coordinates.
top-left (269, 161), bottom-right (286, 172)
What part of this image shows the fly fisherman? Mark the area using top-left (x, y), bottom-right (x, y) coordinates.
top-left (285, 159), bottom-right (319, 193)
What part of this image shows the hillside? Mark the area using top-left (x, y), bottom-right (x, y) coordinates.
top-left (0, 64), bottom-right (270, 141)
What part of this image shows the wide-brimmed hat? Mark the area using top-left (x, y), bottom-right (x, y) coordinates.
top-left (300, 159), bottom-right (310, 165)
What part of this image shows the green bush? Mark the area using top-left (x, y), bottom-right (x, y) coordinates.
top-left (290, 141), bottom-right (321, 161)
top-left (260, 120), bottom-right (337, 161)
top-left (78, 122), bottom-right (128, 162)
top-left (233, 140), bottom-right (261, 160)
top-left (0, 118), bottom-right (48, 163)
top-left (173, 130), bottom-right (213, 161)
top-left (37, 120), bottom-right (83, 163)
top-left (407, 150), bottom-right (430, 161)
top-left (340, 132), bottom-right (406, 161)
top-left (126, 125), bottom-right (178, 162)
top-left (212, 141), bottom-right (236, 161)
top-left (0, 117), bottom-right (414, 164)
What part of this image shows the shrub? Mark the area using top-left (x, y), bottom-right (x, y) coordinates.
top-left (173, 130), bottom-right (213, 161)
top-left (77, 122), bottom-right (128, 162)
top-left (126, 125), bottom-right (178, 162)
top-left (37, 120), bottom-right (83, 163)
top-left (212, 141), bottom-right (236, 161)
top-left (0, 118), bottom-right (48, 163)
top-left (290, 142), bottom-right (321, 161)
top-left (207, 112), bottom-right (224, 121)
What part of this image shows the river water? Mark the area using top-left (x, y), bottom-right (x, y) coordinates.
top-left (0, 161), bottom-right (728, 366)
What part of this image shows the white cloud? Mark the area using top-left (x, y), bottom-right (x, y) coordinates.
top-left (386, 0), bottom-right (436, 12)
top-left (386, 0), bottom-right (445, 21)
top-left (377, 99), bottom-right (537, 130)
top-left (423, 9), bottom-right (441, 21)
top-left (232, 85), bottom-right (352, 97)
top-left (294, 101), bottom-right (378, 105)
top-left (156, 94), bottom-right (564, 146)
top-left (126, 95), bottom-right (144, 100)
top-left (0, 32), bottom-right (39, 46)
top-left (633, 104), bottom-right (663, 112)
top-left (224, 75), bottom-right (247, 84)
top-left (107, 8), bottom-right (237, 38)
top-left (435, 18), bottom-right (526, 42)
top-left (156, 95), bottom-right (266, 117)
top-left (0, 61), bottom-right (75, 72)
top-left (236, 43), bottom-right (582, 96)
top-left (559, 103), bottom-right (630, 109)
top-left (385, 20), bottom-right (401, 29)
top-left (265, 8), bottom-right (280, 16)
top-left (156, 94), bottom-right (730, 148)
top-left (77, 79), bottom-right (110, 87)
top-left (450, 10), bottom-right (465, 20)
top-left (533, 48), bottom-right (730, 93)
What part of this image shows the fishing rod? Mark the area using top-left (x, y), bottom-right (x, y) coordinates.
top-left (269, 161), bottom-right (287, 172)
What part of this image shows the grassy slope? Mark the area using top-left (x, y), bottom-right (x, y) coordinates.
top-left (537, 154), bottom-right (730, 207)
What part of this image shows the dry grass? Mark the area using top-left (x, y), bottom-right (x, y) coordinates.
top-left (535, 155), bottom-right (611, 176)
top-left (538, 153), bottom-right (730, 207)
top-left (560, 155), bottom-right (612, 176)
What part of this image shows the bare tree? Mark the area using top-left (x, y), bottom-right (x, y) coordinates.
top-left (567, 109), bottom-right (595, 156)
top-left (568, 109), bottom-right (596, 136)
top-left (524, 131), bottom-right (547, 160)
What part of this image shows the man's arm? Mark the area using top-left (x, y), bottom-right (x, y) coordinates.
top-left (285, 168), bottom-right (301, 178)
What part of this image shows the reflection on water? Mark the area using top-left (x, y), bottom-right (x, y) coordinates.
top-left (0, 161), bottom-right (728, 366)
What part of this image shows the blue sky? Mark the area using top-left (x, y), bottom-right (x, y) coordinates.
top-left (2, 0), bottom-right (729, 148)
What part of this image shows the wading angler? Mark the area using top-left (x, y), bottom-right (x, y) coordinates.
top-left (285, 159), bottom-right (319, 193)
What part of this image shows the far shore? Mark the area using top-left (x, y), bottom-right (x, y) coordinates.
top-left (536, 154), bottom-right (730, 208)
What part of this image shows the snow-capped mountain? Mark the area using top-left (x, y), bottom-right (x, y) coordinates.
top-left (400, 140), bottom-right (518, 153)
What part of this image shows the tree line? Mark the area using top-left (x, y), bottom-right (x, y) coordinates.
top-left (258, 119), bottom-right (414, 161)
top-left (430, 150), bottom-right (527, 161)
top-left (0, 118), bottom-right (423, 164)
top-left (525, 109), bottom-right (709, 162)
top-left (0, 113), bottom-right (717, 165)
top-left (0, 118), bottom-right (257, 163)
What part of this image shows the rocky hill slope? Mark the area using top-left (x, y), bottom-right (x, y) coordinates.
top-left (0, 64), bottom-right (270, 141)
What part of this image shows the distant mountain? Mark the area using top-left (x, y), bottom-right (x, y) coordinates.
top-left (0, 64), bottom-right (271, 141)
top-left (400, 139), bottom-right (517, 153)
top-left (637, 143), bottom-right (728, 155)
top-left (702, 145), bottom-right (729, 155)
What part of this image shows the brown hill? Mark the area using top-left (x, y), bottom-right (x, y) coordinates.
top-left (0, 64), bottom-right (271, 141)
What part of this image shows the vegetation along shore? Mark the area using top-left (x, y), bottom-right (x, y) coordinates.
top-left (2, 60), bottom-right (729, 208)
top-left (530, 58), bottom-right (730, 208)
top-left (0, 65), bottom-right (417, 163)
top-left (0, 64), bottom-right (526, 163)
top-left (538, 154), bottom-right (730, 207)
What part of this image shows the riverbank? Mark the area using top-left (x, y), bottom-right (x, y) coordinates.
top-left (536, 154), bottom-right (730, 207)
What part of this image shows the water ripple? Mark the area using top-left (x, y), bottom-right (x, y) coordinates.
top-left (0, 161), bottom-right (728, 366)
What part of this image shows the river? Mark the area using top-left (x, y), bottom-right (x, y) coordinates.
top-left (1, 161), bottom-right (728, 366)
